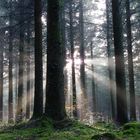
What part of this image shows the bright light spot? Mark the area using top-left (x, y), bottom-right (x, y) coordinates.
top-left (90, 0), bottom-right (106, 24)
top-left (41, 15), bottom-right (46, 25)
top-left (75, 59), bottom-right (82, 65)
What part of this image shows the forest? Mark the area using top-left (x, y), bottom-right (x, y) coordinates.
top-left (0, 0), bottom-right (140, 139)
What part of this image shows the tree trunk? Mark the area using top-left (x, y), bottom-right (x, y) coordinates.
top-left (8, 0), bottom-right (14, 122)
top-left (32, 0), bottom-right (43, 118)
top-left (16, 0), bottom-right (25, 122)
top-left (126, 0), bottom-right (136, 121)
top-left (45, 0), bottom-right (66, 120)
top-left (112, 0), bottom-right (128, 124)
top-left (90, 42), bottom-right (96, 113)
top-left (106, 0), bottom-right (115, 121)
top-left (26, 21), bottom-right (31, 119)
top-left (69, 0), bottom-right (77, 118)
top-left (60, 0), bottom-right (66, 66)
top-left (79, 0), bottom-right (86, 98)
top-left (79, 0), bottom-right (87, 120)
top-left (0, 37), bottom-right (4, 121)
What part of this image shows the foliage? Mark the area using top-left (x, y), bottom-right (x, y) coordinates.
top-left (0, 118), bottom-right (140, 140)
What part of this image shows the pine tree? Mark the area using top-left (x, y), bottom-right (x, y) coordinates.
top-left (8, 0), bottom-right (14, 122)
top-left (126, 0), bottom-right (136, 121)
top-left (32, 0), bottom-right (43, 118)
top-left (26, 20), bottom-right (31, 119)
top-left (17, 0), bottom-right (25, 122)
top-left (106, 0), bottom-right (115, 120)
top-left (45, 0), bottom-right (66, 120)
top-left (0, 32), bottom-right (4, 121)
top-left (112, 0), bottom-right (128, 124)
top-left (69, 0), bottom-right (77, 118)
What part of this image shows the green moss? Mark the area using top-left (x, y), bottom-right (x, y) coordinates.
top-left (123, 122), bottom-right (140, 130)
top-left (91, 132), bottom-right (119, 140)
top-left (116, 122), bottom-right (140, 140)
top-left (0, 119), bottom-right (140, 140)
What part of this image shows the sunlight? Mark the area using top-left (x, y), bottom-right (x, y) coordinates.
top-left (65, 55), bottom-right (116, 121)
top-left (90, 0), bottom-right (106, 24)
top-left (0, 0), bottom-right (139, 133)
top-left (41, 15), bottom-right (47, 26)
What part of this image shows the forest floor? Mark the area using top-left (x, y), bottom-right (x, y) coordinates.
top-left (0, 117), bottom-right (139, 140)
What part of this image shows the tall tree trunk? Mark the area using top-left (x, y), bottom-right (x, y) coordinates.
top-left (79, 0), bottom-right (86, 97)
top-left (26, 21), bottom-right (31, 119)
top-left (0, 37), bottom-right (4, 121)
top-left (8, 0), bottom-right (14, 122)
top-left (15, 61), bottom-right (18, 119)
top-left (16, 0), bottom-right (25, 122)
top-left (79, 0), bottom-right (87, 120)
top-left (32, 0), bottom-right (43, 118)
top-left (69, 0), bottom-right (77, 118)
top-left (126, 0), bottom-right (136, 121)
top-left (60, 0), bottom-right (69, 118)
top-left (106, 0), bottom-right (115, 121)
top-left (60, 0), bottom-right (66, 66)
top-left (45, 0), bottom-right (66, 120)
top-left (112, 0), bottom-right (128, 124)
top-left (90, 42), bottom-right (96, 113)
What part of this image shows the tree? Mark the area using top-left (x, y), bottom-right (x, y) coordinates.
top-left (79, 0), bottom-right (87, 119)
top-left (90, 42), bottom-right (96, 113)
top-left (126, 0), bottom-right (136, 121)
top-left (32, 0), bottom-right (43, 118)
top-left (26, 20), bottom-right (31, 119)
top-left (45, 0), bottom-right (66, 120)
top-left (69, 0), bottom-right (77, 118)
top-left (16, 0), bottom-right (25, 122)
top-left (111, 0), bottom-right (128, 124)
top-left (8, 0), bottom-right (14, 122)
top-left (0, 32), bottom-right (4, 121)
top-left (106, 0), bottom-right (115, 121)
top-left (79, 0), bottom-right (86, 98)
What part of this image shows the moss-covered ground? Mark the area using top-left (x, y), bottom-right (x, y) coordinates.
top-left (0, 117), bottom-right (139, 140)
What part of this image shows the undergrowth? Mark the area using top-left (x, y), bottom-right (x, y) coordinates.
top-left (0, 117), bottom-right (139, 140)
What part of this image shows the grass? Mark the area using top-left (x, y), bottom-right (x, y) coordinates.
top-left (0, 117), bottom-right (139, 140)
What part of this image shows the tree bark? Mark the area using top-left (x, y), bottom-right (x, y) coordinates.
top-left (126, 0), bottom-right (136, 121)
top-left (16, 0), bottom-right (25, 122)
top-left (8, 0), bottom-right (14, 122)
top-left (79, 0), bottom-right (86, 98)
top-left (90, 42), bottom-right (96, 113)
top-left (32, 0), bottom-right (43, 118)
top-left (45, 0), bottom-right (66, 120)
top-left (26, 20), bottom-right (31, 119)
top-left (69, 0), bottom-right (77, 118)
top-left (79, 0), bottom-right (87, 120)
top-left (0, 36), bottom-right (4, 121)
top-left (112, 0), bottom-right (128, 124)
top-left (106, 0), bottom-right (115, 121)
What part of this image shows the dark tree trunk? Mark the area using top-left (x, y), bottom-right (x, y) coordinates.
top-left (60, 0), bottom-right (68, 118)
top-left (32, 0), bottom-right (43, 118)
top-left (90, 42), bottom-right (96, 113)
top-left (126, 0), bottom-right (136, 121)
top-left (26, 21), bottom-right (31, 119)
top-left (60, 0), bottom-right (66, 66)
top-left (112, 0), bottom-right (128, 124)
top-left (8, 0), bottom-right (14, 122)
top-left (79, 0), bottom-right (86, 98)
top-left (0, 37), bottom-right (4, 121)
top-left (60, 0), bottom-right (67, 94)
top-left (45, 0), bottom-right (66, 120)
top-left (16, 0), bottom-right (25, 122)
top-left (79, 0), bottom-right (87, 120)
top-left (15, 61), bottom-right (18, 118)
top-left (69, 0), bottom-right (77, 118)
top-left (106, 0), bottom-right (115, 121)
